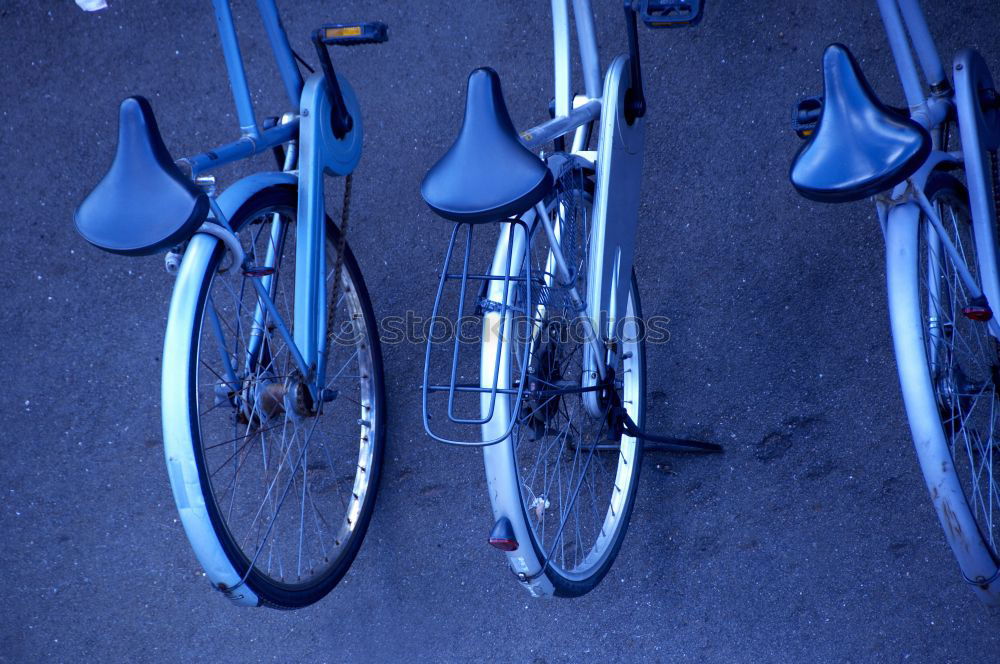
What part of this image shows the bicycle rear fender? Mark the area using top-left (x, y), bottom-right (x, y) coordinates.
top-left (161, 170), bottom-right (296, 608)
top-left (163, 234), bottom-right (262, 607)
top-left (884, 202), bottom-right (1000, 605)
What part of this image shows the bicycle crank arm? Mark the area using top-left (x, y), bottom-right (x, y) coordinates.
top-left (311, 22), bottom-right (388, 140)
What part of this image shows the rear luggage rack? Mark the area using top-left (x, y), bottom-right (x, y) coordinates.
top-left (422, 217), bottom-right (543, 447)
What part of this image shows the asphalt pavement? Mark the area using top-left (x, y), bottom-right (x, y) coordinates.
top-left (3, 0), bottom-right (1000, 661)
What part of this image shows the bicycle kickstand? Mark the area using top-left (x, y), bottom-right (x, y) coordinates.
top-left (607, 395), bottom-right (724, 454)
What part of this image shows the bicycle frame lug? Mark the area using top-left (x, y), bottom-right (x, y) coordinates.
top-left (195, 174), bottom-right (217, 196)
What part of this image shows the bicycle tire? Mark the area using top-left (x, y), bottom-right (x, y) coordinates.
top-left (481, 175), bottom-right (646, 597)
top-left (887, 169), bottom-right (1000, 604)
top-left (161, 183), bottom-right (386, 609)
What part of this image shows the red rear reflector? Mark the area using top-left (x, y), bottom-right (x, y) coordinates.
top-left (488, 537), bottom-right (518, 552)
top-left (962, 306), bottom-right (993, 321)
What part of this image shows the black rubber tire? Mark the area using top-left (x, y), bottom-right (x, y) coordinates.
top-left (919, 169), bottom-right (1000, 563)
top-left (517, 269), bottom-right (646, 598)
top-left (185, 184), bottom-right (386, 609)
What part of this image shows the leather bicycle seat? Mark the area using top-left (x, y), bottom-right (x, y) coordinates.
top-left (790, 44), bottom-right (931, 203)
top-left (421, 68), bottom-right (553, 223)
top-left (75, 96), bottom-right (208, 255)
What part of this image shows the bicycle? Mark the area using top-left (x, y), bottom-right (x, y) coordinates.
top-left (420, 0), bottom-right (719, 598)
top-left (789, 0), bottom-right (1000, 604)
top-left (73, 1), bottom-right (387, 609)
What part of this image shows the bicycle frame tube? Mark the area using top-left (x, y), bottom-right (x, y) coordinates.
top-left (552, 0), bottom-right (572, 118)
top-left (211, 0), bottom-right (304, 136)
top-left (254, 0), bottom-right (304, 107)
top-left (876, 0), bottom-right (946, 108)
top-left (542, 0), bottom-right (601, 152)
top-left (212, 0), bottom-right (259, 138)
top-left (897, 0), bottom-right (946, 91)
top-left (521, 101), bottom-right (601, 150)
top-left (573, 0), bottom-right (602, 99)
top-left (187, 0), bottom-right (302, 174)
top-left (184, 121), bottom-right (298, 175)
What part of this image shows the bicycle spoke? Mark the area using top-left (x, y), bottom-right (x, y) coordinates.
top-left (190, 204), bottom-right (380, 594)
top-left (921, 185), bottom-right (1000, 558)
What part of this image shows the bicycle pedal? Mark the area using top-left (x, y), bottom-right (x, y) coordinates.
top-left (316, 22), bottom-right (388, 46)
top-left (792, 95), bottom-right (823, 139)
top-left (640, 0), bottom-right (704, 28)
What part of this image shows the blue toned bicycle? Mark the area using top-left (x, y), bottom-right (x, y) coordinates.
top-left (74, 2), bottom-right (387, 609)
top-left (420, 0), bottom-right (718, 598)
top-left (790, 0), bottom-right (1000, 603)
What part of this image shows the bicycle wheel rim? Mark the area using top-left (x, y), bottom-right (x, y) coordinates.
top-left (182, 189), bottom-right (383, 607)
top-left (517, 282), bottom-right (644, 585)
top-left (920, 174), bottom-right (1000, 561)
top-left (498, 177), bottom-right (645, 590)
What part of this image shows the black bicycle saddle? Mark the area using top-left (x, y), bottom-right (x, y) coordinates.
top-left (790, 43), bottom-right (931, 203)
top-left (75, 96), bottom-right (208, 255)
top-left (421, 68), bottom-right (553, 223)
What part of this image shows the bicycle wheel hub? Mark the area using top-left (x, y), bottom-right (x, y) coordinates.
top-left (292, 377), bottom-right (316, 417)
top-left (243, 374), bottom-right (318, 421)
top-left (258, 382), bottom-right (287, 418)
top-left (527, 342), bottom-right (564, 424)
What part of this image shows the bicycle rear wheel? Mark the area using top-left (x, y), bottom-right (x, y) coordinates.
top-left (482, 172), bottom-right (645, 597)
top-left (888, 170), bottom-right (1000, 604)
top-left (162, 184), bottom-right (385, 609)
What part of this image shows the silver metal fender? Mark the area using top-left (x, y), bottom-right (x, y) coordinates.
top-left (160, 171), bottom-right (297, 607)
top-left (885, 201), bottom-right (1000, 605)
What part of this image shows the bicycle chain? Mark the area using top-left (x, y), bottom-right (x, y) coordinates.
top-left (323, 174), bottom-right (352, 376)
top-left (991, 149), bottom-right (999, 228)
